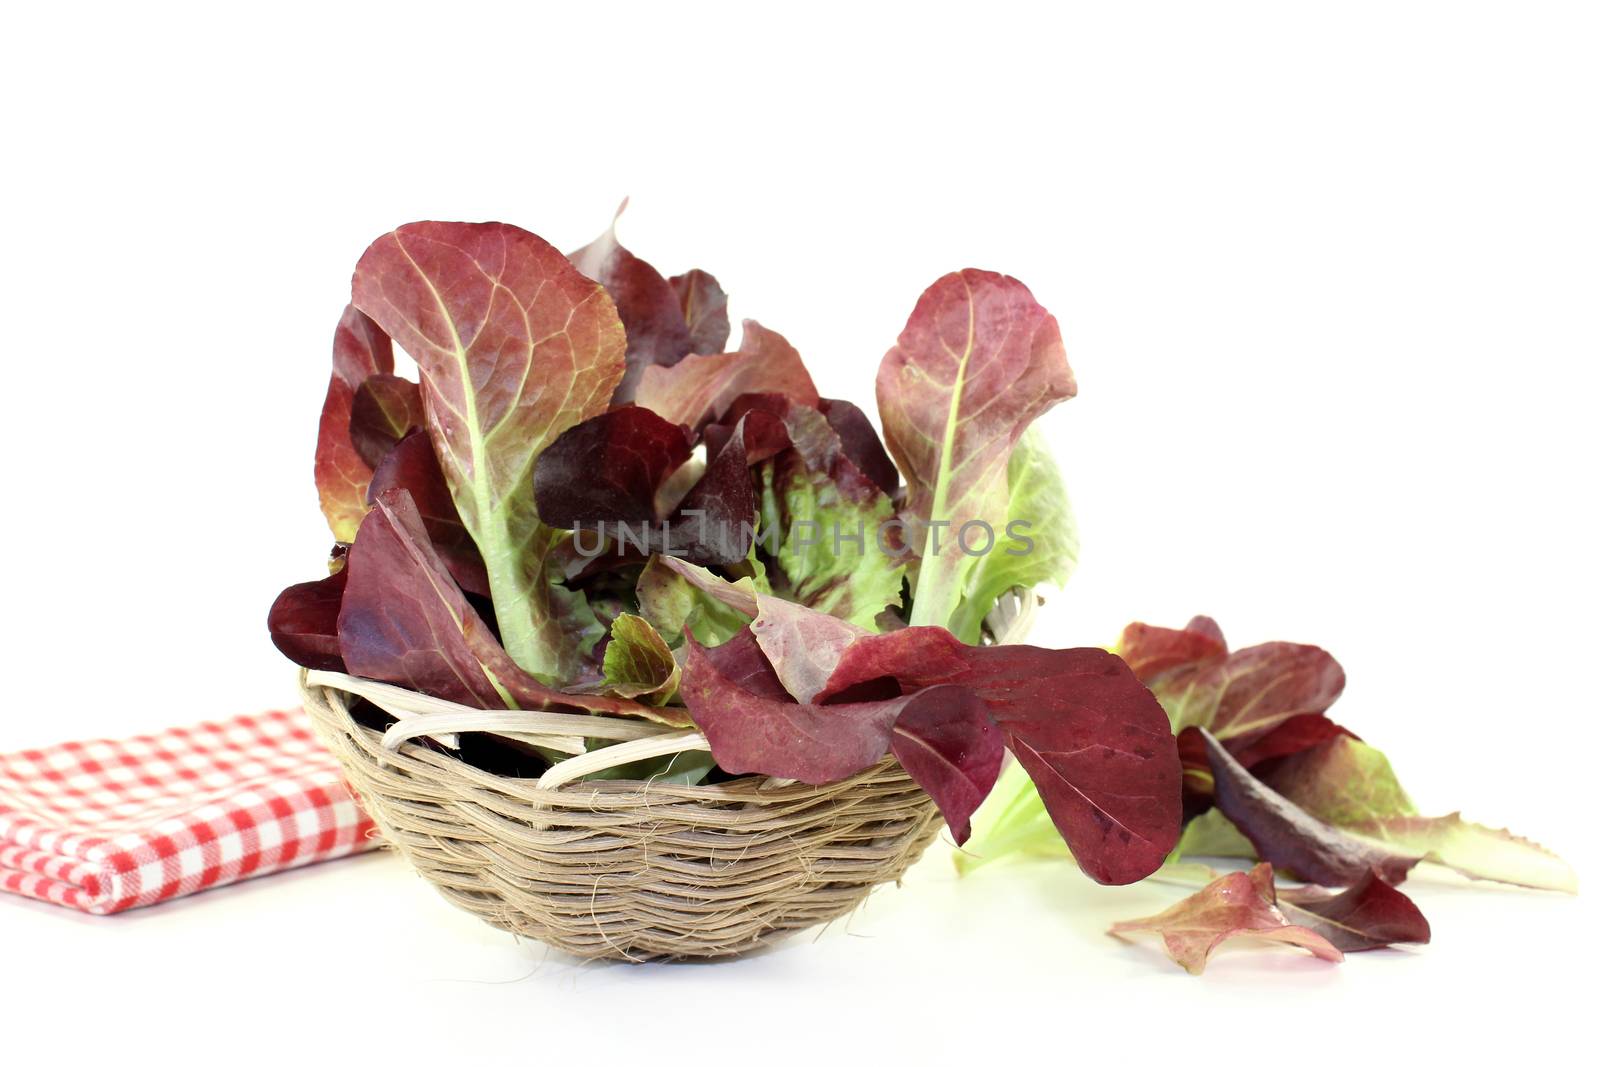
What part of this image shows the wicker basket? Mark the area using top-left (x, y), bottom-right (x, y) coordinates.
top-left (301, 674), bottom-right (942, 961)
top-left (299, 592), bottom-right (1035, 961)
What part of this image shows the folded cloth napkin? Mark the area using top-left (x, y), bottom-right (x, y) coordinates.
top-left (0, 709), bottom-right (377, 914)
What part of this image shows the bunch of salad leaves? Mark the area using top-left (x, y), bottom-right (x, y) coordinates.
top-left (269, 210), bottom-right (1184, 886)
top-left (962, 616), bottom-right (1578, 973)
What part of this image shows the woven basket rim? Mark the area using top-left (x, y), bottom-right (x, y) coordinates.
top-left (301, 673), bottom-right (911, 805)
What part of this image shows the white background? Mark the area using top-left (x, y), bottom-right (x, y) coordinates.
top-left (3, 2), bottom-right (1595, 1061)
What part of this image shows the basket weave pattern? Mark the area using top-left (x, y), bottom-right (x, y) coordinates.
top-left (301, 678), bottom-right (942, 960)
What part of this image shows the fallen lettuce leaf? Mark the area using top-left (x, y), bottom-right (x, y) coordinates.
top-left (314, 305), bottom-right (395, 541)
top-left (1264, 736), bottom-right (1578, 892)
top-left (1110, 863), bottom-right (1344, 974)
top-left (876, 270), bottom-right (1076, 629)
top-left (1201, 730), bottom-right (1419, 886)
top-left (1276, 873), bottom-right (1432, 952)
top-left (732, 611), bottom-right (1181, 884)
top-left (352, 221), bottom-right (625, 680)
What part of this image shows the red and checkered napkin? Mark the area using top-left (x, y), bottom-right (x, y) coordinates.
top-left (0, 709), bottom-right (377, 914)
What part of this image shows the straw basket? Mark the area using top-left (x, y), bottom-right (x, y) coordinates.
top-left (300, 593), bottom-right (1036, 961)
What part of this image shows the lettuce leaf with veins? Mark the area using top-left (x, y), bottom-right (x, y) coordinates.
top-left (946, 428), bottom-right (1078, 643)
top-left (875, 270), bottom-right (1077, 629)
top-left (352, 221), bottom-right (625, 681)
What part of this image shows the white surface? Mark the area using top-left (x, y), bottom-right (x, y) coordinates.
top-left (3, 2), bottom-right (1595, 1060)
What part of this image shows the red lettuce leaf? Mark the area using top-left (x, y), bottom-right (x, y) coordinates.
top-left (680, 631), bottom-right (998, 837)
top-left (339, 490), bottom-right (530, 709)
top-left (1230, 713), bottom-right (1357, 768)
top-left (314, 305), bottom-right (394, 541)
top-left (348, 373), bottom-right (425, 469)
top-left (635, 320), bottom-right (820, 431)
top-left (696, 628), bottom-right (792, 701)
top-left (1110, 863), bottom-right (1343, 974)
top-left (569, 205), bottom-right (693, 400)
top-left (1277, 872), bottom-right (1432, 952)
top-left (974, 646), bottom-right (1183, 884)
top-left (1118, 617), bottom-right (1228, 682)
top-left (670, 269), bottom-right (730, 355)
top-left (812, 625), bottom-right (1181, 884)
top-left (351, 220), bottom-right (625, 679)
top-left (1201, 729), bottom-right (1418, 886)
top-left (365, 430), bottom-right (490, 597)
top-left (876, 270), bottom-right (1076, 628)
top-left (533, 406), bottom-right (694, 528)
top-left (681, 634), bottom-right (962, 784)
top-left (890, 690), bottom-right (1004, 844)
top-left (267, 566), bottom-right (347, 672)
top-left (663, 414), bottom-right (761, 565)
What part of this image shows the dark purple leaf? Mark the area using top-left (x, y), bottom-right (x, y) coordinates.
top-left (696, 628), bottom-right (793, 702)
top-left (818, 397), bottom-right (898, 497)
top-left (348, 373), bottom-right (425, 469)
top-left (366, 430), bottom-right (489, 597)
top-left (810, 625), bottom-right (1181, 884)
top-left (1230, 713), bottom-right (1358, 768)
top-left (1277, 872), bottom-right (1432, 952)
top-left (533, 406), bottom-right (694, 528)
top-left (268, 567), bottom-right (347, 672)
top-left (570, 203), bottom-right (693, 401)
top-left (1201, 729), bottom-right (1418, 887)
top-left (670, 269), bottom-right (730, 355)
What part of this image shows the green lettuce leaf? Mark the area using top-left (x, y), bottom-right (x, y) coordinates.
top-left (946, 428), bottom-right (1078, 643)
top-left (601, 613), bottom-right (680, 704)
top-left (754, 403), bottom-right (905, 628)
